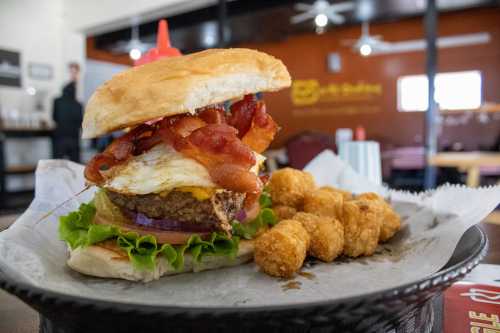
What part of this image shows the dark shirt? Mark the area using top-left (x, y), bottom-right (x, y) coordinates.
top-left (52, 82), bottom-right (83, 138)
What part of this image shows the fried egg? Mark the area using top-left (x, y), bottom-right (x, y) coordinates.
top-left (104, 144), bottom-right (265, 195)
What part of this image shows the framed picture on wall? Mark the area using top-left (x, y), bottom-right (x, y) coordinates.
top-left (0, 48), bottom-right (21, 87)
top-left (28, 63), bottom-right (53, 80)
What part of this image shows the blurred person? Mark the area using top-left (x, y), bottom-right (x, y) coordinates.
top-left (52, 63), bottom-right (83, 162)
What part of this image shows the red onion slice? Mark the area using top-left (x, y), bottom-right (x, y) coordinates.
top-left (235, 210), bottom-right (247, 222)
top-left (134, 213), bottom-right (216, 233)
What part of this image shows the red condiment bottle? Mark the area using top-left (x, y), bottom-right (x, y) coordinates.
top-left (355, 125), bottom-right (366, 141)
top-left (134, 19), bottom-right (181, 66)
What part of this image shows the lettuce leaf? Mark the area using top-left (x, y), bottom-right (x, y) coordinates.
top-left (231, 191), bottom-right (277, 240)
top-left (259, 190), bottom-right (272, 209)
top-left (59, 202), bottom-right (239, 272)
top-left (58, 202), bottom-right (97, 249)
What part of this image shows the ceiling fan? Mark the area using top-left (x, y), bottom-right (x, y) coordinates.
top-left (290, 0), bottom-right (355, 26)
top-left (341, 21), bottom-right (390, 56)
top-left (110, 23), bottom-right (155, 60)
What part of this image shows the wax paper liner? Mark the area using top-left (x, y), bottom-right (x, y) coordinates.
top-left (0, 153), bottom-right (498, 307)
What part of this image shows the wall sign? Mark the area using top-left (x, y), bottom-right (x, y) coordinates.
top-left (0, 49), bottom-right (21, 87)
top-left (28, 63), bottom-right (53, 80)
top-left (291, 79), bottom-right (383, 106)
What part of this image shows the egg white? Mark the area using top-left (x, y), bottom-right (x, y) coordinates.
top-left (104, 144), bottom-right (265, 195)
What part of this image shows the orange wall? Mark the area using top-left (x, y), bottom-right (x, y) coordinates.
top-left (87, 38), bottom-right (133, 66)
top-left (240, 8), bottom-right (500, 150)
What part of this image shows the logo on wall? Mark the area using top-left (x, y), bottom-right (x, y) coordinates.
top-left (0, 49), bottom-right (21, 87)
top-left (292, 79), bottom-right (382, 106)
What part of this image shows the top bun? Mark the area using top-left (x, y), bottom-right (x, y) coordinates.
top-left (82, 48), bottom-right (291, 138)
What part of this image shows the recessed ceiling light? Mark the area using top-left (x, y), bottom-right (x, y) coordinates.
top-left (360, 44), bottom-right (372, 56)
top-left (129, 48), bottom-right (142, 60)
top-left (314, 13), bottom-right (328, 28)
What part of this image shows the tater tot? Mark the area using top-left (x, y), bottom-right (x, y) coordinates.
top-left (293, 212), bottom-right (344, 262)
top-left (254, 219), bottom-right (310, 278)
top-left (268, 168), bottom-right (316, 208)
top-left (357, 192), bottom-right (401, 242)
top-left (342, 200), bottom-right (382, 257)
top-left (320, 186), bottom-right (353, 201)
top-left (303, 188), bottom-right (343, 219)
top-left (273, 205), bottom-right (297, 221)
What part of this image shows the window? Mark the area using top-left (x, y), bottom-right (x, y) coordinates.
top-left (397, 70), bottom-right (482, 112)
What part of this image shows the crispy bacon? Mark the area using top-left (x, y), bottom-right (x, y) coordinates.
top-left (85, 124), bottom-right (154, 183)
top-left (227, 95), bottom-right (256, 137)
top-left (228, 95), bottom-right (278, 153)
top-left (170, 115), bottom-right (206, 137)
top-left (198, 105), bottom-right (226, 124)
top-left (241, 101), bottom-right (278, 153)
top-left (179, 124), bottom-right (256, 166)
top-left (171, 124), bottom-right (261, 194)
top-left (134, 134), bottom-right (163, 154)
top-left (84, 94), bottom-right (276, 194)
top-left (84, 154), bottom-right (117, 183)
top-left (210, 164), bottom-right (262, 194)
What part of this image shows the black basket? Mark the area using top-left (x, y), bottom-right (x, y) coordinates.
top-left (0, 225), bottom-right (487, 333)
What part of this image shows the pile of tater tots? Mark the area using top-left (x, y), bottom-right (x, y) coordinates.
top-left (254, 168), bottom-right (401, 278)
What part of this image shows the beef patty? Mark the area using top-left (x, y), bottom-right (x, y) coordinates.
top-left (106, 189), bottom-right (245, 233)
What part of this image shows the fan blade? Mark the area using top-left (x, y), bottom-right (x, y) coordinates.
top-left (290, 11), bottom-right (316, 24)
top-left (294, 3), bottom-right (313, 11)
top-left (330, 1), bottom-right (356, 12)
top-left (373, 40), bottom-right (391, 51)
top-left (325, 10), bottom-right (345, 24)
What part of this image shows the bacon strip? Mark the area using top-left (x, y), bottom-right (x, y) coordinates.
top-left (241, 101), bottom-right (278, 153)
top-left (228, 95), bottom-right (278, 153)
top-left (170, 116), bottom-right (206, 137)
top-left (85, 124), bottom-right (154, 183)
top-left (227, 95), bottom-right (256, 137)
top-left (198, 105), bottom-right (226, 124)
top-left (171, 124), bottom-right (261, 194)
top-left (85, 94), bottom-right (275, 195)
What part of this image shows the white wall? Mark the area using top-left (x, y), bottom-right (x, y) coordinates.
top-left (0, 0), bottom-right (86, 119)
top-left (0, 0), bottom-right (203, 190)
top-left (64, 0), bottom-right (216, 34)
top-left (0, 0), bottom-right (86, 190)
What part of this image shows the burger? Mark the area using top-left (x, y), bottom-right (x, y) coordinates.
top-left (58, 48), bottom-right (291, 282)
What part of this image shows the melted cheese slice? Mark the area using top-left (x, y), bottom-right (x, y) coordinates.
top-left (104, 144), bottom-right (265, 195)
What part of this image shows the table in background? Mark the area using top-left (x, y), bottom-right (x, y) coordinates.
top-left (429, 152), bottom-right (500, 187)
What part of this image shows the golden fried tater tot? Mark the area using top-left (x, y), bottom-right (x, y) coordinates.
top-left (357, 192), bottom-right (401, 242)
top-left (268, 168), bottom-right (316, 208)
top-left (293, 212), bottom-right (344, 262)
top-left (356, 192), bottom-right (379, 201)
top-left (303, 188), bottom-right (343, 219)
top-left (320, 186), bottom-right (353, 201)
top-left (254, 219), bottom-right (310, 278)
top-left (342, 200), bottom-right (382, 257)
top-left (273, 205), bottom-right (297, 221)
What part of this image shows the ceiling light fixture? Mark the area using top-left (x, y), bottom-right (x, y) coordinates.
top-left (129, 48), bottom-right (142, 60)
top-left (314, 13), bottom-right (328, 27)
top-left (26, 87), bottom-right (36, 95)
top-left (359, 44), bottom-right (372, 56)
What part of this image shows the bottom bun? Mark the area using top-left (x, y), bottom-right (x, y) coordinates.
top-left (67, 240), bottom-right (254, 282)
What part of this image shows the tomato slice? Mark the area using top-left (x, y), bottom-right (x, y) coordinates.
top-left (94, 214), bottom-right (210, 245)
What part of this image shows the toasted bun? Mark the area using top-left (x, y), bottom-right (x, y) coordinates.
top-left (82, 48), bottom-right (291, 139)
top-left (67, 240), bottom-right (254, 282)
